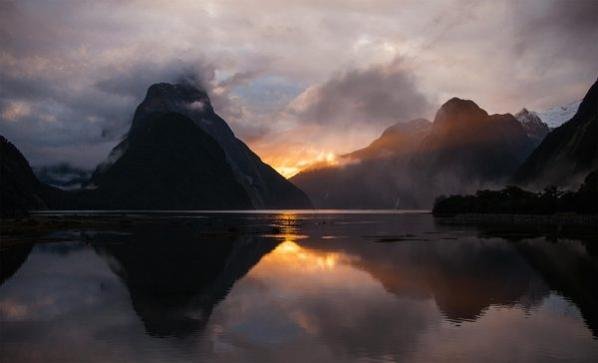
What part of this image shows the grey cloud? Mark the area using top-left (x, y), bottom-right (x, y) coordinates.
top-left (95, 61), bottom-right (217, 99)
top-left (512, 0), bottom-right (598, 68)
top-left (290, 61), bottom-right (433, 126)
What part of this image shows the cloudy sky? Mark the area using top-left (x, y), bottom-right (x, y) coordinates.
top-left (1, 0), bottom-right (597, 176)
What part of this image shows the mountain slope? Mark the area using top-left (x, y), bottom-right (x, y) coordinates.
top-left (291, 119), bottom-right (431, 208)
top-left (344, 118), bottom-right (431, 160)
top-left (84, 112), bottom-right (252, 210)
top-left (90, 82), bottom-right (311, 209)
top-left (515, 78), bottom-right (598, 187)
top-left (0, 135), bottom-right (47, 217)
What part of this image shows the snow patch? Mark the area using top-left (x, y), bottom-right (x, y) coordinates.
top-left (536, 100), bottom-right (581, 128)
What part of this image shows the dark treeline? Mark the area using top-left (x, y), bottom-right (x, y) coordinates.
top-left (433, 169), bottom-right (598, 216)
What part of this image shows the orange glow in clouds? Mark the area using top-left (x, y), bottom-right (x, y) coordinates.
top-left (247, 123), bottom-right (376, 178)
top-left (263, 149), bottom-right (340, 178)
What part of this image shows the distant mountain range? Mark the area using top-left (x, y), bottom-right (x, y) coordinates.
top-left (34, 163), bottom-right (92, 190)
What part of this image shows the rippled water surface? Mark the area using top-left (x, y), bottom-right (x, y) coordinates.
top-left (1, 211), bottom-right (597, 362)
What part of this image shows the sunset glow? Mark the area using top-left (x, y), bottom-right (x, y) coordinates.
top-left (267, 150), bottom-right (340, 178)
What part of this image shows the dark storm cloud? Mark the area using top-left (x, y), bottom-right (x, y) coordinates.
top-left (289, 61), bottom-right (432, 126)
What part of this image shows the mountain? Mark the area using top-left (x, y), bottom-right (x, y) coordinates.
top-left (514, 108), bottom-right (550, 144)
top-left (516, 101), bottom-right (581, 130)
top-left (0, 135), bottom-right (47, 217)
top-left (414, 98), bottom-right (535, 182)
top-left (82, 112), bottom-right (253, 209)
top-left (292, 98), bottom-right (536, 209)
top-left (291, 119), bottom-right (431, 208)
top-left (515, 78), bottom-right (598, 187)
top-left (88, 82), bottom-right (311, 209)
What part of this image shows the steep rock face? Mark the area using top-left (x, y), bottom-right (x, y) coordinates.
top-left (85, 112), bottom-right (252, 210)
top-left (0, 135), bottom-right (47, 217)
top-left (90, 82), bottom-right (311, 209)
top-left (515, 78), bottom-right (598, 187)
top-left (515, 108), bottom-right (550, 144)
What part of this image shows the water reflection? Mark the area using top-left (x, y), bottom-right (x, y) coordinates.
top-left (299, 236), bottom-right (547, 323)
top-left (1, 243), bottom-right (33, 286)
top-left (1, 213), bottom-right (597, 362)
top-left (93, 224), bottom-right (279, 338)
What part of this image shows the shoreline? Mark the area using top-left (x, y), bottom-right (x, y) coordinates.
top-left (435, 213), bottom-right (598, 228)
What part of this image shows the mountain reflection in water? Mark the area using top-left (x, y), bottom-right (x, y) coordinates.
top-left (0, 212), bottom-right (597, 362)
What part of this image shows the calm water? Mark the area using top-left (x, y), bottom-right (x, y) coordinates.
top-left (1, 212), bottom-right (597, 362)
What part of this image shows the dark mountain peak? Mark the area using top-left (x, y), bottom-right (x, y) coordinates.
top-left (130, 82), bottom-right (214, 134)
top-left (434, 98), bottom-right (488, 126)
top-left (145, 82), bottom-right (211, 106)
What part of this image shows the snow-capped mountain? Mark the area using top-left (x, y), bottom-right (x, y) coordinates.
top-left (515, 79), bottom-right (598, 187)
top-left (535, 100), bottom-right (581, 128)
top-left (514, 108), bottom-right (549, 143)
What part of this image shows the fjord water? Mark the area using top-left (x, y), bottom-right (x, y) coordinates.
top-left (1, 212), bottom-right (597, 362)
